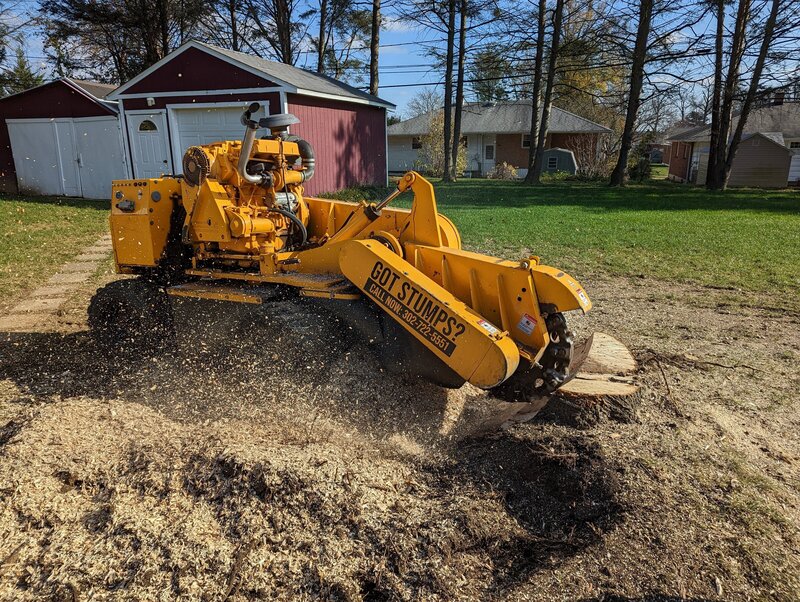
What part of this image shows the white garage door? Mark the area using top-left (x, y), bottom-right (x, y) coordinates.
top-left (75, 119), bottom-right (128, 199)
top-left (6, 120), bottom-right (63, 196)
top-left (170, 104), bottom-right (267, 170)
top-left (7, 116), bottom-right (126, 199)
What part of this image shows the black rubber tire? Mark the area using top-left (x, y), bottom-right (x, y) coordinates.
top-left (88, 278), bottom-right (175, 357)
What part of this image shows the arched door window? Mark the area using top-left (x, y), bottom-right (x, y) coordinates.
top-left (138, 119), bottom-right (158, 132)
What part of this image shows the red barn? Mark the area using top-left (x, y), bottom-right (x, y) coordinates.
top-left (108, 41), bottom-right (394, 195)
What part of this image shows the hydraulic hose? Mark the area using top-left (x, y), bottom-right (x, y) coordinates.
top-left (270, 207), bottom-right (308, 248)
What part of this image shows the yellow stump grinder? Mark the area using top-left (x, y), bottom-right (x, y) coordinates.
top-left (90, 103), bottom-right (597, 402)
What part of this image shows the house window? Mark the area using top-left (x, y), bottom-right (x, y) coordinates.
top-left (461, 136), bottom-right (468, 148)
top-left (485, 145), bottom-right (495, 160)
top-left (522, 134), bottom-right (531, 148)
top-left (790, 142), bottom-right (800, 149)
top-left (547, 156), bottom-right (558, 170)
top-left (412, 137), bottom-right (422, 149)
top-left (138, 119), bottom-right (158, 132)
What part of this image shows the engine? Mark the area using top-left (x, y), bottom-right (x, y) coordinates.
top-left (177, 104), bottom-right (317, 268)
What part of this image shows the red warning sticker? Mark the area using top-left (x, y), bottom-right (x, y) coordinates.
top-left (516, 313), bottom-right (538, 335)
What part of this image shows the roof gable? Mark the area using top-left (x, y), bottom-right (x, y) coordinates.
top-left (123, 46), bottom-right (278, 95)
top-left (388, 101), bottom-right (611, 136)
top-left (741, 131), bottom-right (791, 151)
top-left (0, 78), bottom-right (118, 116)
top-left (109, 40), bottom-right (395, 109)
top-left (199, 42), bottom-right (394, 108)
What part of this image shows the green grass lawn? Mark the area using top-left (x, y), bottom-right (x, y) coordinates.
top-left (650, 164), bottom-right (668, 180)
top-left (3, 180), bottom-right (799, 305)
top-left (332, 179), bottom-right (800, 297)
top-left (0, 195), bottom-right (110, 300)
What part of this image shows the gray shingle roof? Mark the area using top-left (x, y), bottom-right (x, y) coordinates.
top-left (70, 79), bottom-right (117, 100)
top-left (668, 103), bottom-right (800, 141)
top-left (388, 100), bottom-right (611, 136)
top-left (744, 131), bottom-right (785, 146)
top-left (195, 42), bottom-right (394, 108)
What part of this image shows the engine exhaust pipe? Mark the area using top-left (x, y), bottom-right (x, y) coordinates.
top-left (238, 103), bottom-right (267, 186)
top-left (285, 135), bottom-right (315, 182)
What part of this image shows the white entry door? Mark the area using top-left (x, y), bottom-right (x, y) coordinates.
top-left (483, 135), bottom-right (496, 174)
top-left (128, 111), bottom-right (172, 179)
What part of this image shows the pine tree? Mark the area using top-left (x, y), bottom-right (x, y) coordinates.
top-left (2, 45), bottom-right (46, 97)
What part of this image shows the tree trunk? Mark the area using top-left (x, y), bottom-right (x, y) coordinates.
top-left (277, 0), bottom-right (294, 64)
top-left (442, 0), bottom-right (456, 182)
top-left (608, 0), bottom-right (654, 187)
top-left (530, 0), bottom-right (564, 184)
top-left (723, 0), bottom-right (780, 187)
top-left (707, 0), bottom-right (750, 189)
top-left (450, 0), bottom-right (467, 180)
top-left (369, 0), bottom-right (380, 95)
top-left (317, 0), bottom-right (328, 72)
top-left (524, 0), bottom-right (546, 184)
top-left (229, 0), bottom-right (239, 51)
top-left (706, 0), bottom-right (724, 188)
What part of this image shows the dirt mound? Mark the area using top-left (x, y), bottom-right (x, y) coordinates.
top-left (0, 389), bottom-right (621, 600)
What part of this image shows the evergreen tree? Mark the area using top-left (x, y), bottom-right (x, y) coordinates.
top-left (2, 45), bottom-right (46, 96)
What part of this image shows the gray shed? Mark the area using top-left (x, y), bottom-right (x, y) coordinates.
top-left (696, 132), bottom-right (793, 188)
top-left (543, 148), bottom-right (577, 174)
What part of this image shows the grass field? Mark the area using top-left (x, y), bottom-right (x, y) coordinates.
top-left (0, 196), bottom-right (109, 300)
top-left (2, 179), bottom-right (799, 303)
top-left (331, 179), bottom-right (800, 297)
top-left (650, 164), bottom-right (668, 179)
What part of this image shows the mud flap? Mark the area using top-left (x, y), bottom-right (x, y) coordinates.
top-left (339, 240), bottom-right (520, 389)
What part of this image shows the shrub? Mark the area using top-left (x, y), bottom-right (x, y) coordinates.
top-left (486, 162), bottom-right (519, 180)
top-left (627, 137), bottom-right (653, 182)
top-left (414, 111), bottom-right (468, 177)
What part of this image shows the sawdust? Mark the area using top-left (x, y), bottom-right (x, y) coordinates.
top-left (0, 384), bottom-right (618, 600)
top-left (1, 271), bottom-right (799, 600)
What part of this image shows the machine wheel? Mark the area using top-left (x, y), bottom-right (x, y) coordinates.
top-left (88, 278), bottom-right (175, 357)
top-left (373, 311), bottom-right (465, 388)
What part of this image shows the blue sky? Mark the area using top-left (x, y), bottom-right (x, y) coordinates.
top-left (6, 1), bottom-right (444, 116)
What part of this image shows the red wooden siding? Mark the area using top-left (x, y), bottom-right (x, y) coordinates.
top-left (121, 92), bottom-right (281, 113)
top-left (0, 81), bottom-right (115, 193)
top-left (126, 47), bottom-right (275, 95)
top-left (287, 94), bottom-right (386, 195)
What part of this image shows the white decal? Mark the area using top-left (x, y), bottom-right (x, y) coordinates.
top-left (478, 319), bottom-right (500, 336)
top-left (517, 313), bottom-right (537, 336)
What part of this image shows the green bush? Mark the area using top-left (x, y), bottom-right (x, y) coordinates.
top-left (539, 170), bottom-right (575, 182)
